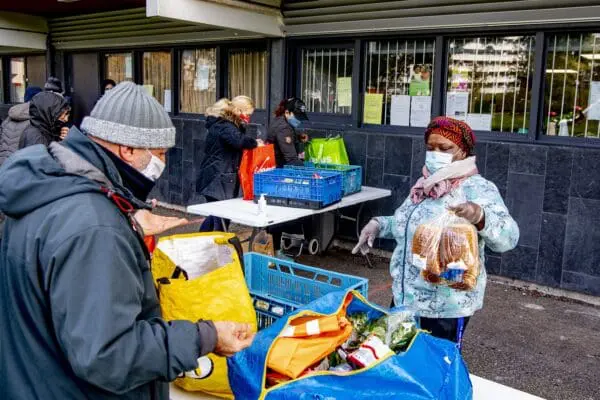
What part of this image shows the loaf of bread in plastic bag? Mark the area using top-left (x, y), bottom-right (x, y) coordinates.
top-left (411, 224), bottom-right (443, 276)
top-left (439, 224), bottom-right (479, 290)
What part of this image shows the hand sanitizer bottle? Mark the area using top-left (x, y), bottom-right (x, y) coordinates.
top-left (258, 194), bottom-right (268, 218)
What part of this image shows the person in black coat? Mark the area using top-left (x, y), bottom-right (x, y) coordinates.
top-left (266, 98), bottom-right (312, 257)
top-left (267, 97), bottom-right (309, 167)
top-left (19, 92), bottom-right (70, 149)
top-left (197, 96), bottom-right (259, 231)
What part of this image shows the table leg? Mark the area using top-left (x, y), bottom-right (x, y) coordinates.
top-left (247, 228), bottom-right (259, 252)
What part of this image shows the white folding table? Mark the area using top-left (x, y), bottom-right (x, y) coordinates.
top-left (170, 374), bottom-right (546, 400)
top-left (187, 186), bottom-right (391, 253)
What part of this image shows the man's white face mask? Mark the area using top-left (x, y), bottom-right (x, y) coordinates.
top-left (141, 150), bottom-right (166, 181)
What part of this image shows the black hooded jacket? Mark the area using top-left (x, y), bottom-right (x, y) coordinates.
top-left (196, 114), bottom-right (257, 201)
top-left (19, 92), bottom-right (68, 149)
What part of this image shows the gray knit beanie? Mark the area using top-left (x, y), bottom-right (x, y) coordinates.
top-left (81, 81), bottom-right (175, 148)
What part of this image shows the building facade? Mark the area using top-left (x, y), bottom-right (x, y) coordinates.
top-left (1, 1), bottom-right (600, 296)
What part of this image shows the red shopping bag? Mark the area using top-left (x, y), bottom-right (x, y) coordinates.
top-left (239, 144), bottom-right (276, 200)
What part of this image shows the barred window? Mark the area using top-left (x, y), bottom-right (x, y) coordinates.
top-left (180, 48), bottom-right (217, 114)
top-left (143, 51), bottom-right (172, 111)
top-left (105, 53), bottom-right (133, 83)
top-left (544, 33), bottom-right (600, 138)
top-left (300, 47), bottom-right (354, 114)
top-left (446, 36), bottom-right (535, 133)
top-left (363, 39), bottom-right (435, 126)
top-left (229, 49), bottom-right (267, 109)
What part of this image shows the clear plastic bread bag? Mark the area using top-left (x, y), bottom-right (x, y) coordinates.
top-left (410, 189), bottom-right (480, 290)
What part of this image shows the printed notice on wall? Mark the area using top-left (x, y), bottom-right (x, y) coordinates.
top-left (125, 55), bottom-right (133, 79)
top-left (363, 93), bottom-right (384, 125)
top-left (466, 113), bottom-right (492, 131)
top-left (142, 84), bottom-right (154, 97)
top-left (336, 77), bottom-right (352, 107)
top-left (163, 89), bottom-right (172, 113)
top-left (195, 65), bottom-right (210, 90)
top-left (390, 95), bottom-right (411, 126)
top-left (587, 81), bottom-right (600, 120)
top-left (446, 92), bottom-right (469, 121)
top-left (410, 96), bottom-right (432, 127)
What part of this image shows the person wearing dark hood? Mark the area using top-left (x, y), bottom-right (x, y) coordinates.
top-left (267, 97), bottom-right (309, 167)
top-left (103, 78), bottom-right (117, 94)
top-left (197, 96), bottom-right (259, 232)
top-left (0, 82), bottom-right (254, 400)
top-left (44, 76), bottom-right (64, 95)
top-left (18, 91), bottom-right (70, 149)
top-left (0, 86), bottom-right (43, 246)
top-left (0, 86), bottom-right (42, 166)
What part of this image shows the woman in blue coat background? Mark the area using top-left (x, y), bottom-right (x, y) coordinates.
top-left (197, 96), bottom-right (258, 231)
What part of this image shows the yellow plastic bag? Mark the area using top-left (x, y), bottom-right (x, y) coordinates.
top-left (152, 232), bottom-right (257, 399)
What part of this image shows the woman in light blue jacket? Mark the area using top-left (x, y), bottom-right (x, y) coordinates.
top-left (354, 117), bottom-right (519, 346)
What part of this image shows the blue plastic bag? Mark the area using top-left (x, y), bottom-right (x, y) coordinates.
top-left (228, 291), bottom-right (473, 400)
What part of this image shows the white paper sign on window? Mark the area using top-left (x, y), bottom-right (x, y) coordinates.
top-left (390, 95), bottom-right (411, 126)
top-left (125, 55), bottom-right (133, 79)
top-left (195, 65), bottom-right (210, 91)
top-left (410, 96), bottom-right (432, 127)
top-left (446, 92), bottom-right (469, 121)
top-left (164, 89), bottom-right (172, 113)
top-left (466, 113), bottom-right (492, 131)
top-left (586, 81), bottom-right (600, 121)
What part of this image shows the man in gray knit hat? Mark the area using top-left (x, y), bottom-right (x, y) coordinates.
top-left (0, 82), bottom-right (254, 400)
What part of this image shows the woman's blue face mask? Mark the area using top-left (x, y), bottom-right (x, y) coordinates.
top-left (425, 151), bottom-right (454, 173)
top-left (287, 115), bottom-right (302, 128)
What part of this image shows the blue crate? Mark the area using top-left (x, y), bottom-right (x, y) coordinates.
top-left (244, 252), bottom-right (369, 329)
top-left (253, 168), bottom-right (343, 209)
top-left (285, 163), bottom-right (362, 196)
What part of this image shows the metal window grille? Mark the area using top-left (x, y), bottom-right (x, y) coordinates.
top-left (364, 39), bottom-right (435, 125)
top-left (447, 35), bottom-right (535, 134)
top-left (180, 48), bottom-right (217, 113)
top-left (544, 33), bottom-right (600, 138)
top-left (300, 48), bottom-right (354, 114)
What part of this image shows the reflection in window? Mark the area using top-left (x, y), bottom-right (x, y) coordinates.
top-left (229, 49), bottom-right (267, 109)
top-left (544, 33), bottom-right (600, 138)
top-left (301, 47), bottom-right (354, 114)
top-left (447, 36), bottom-right (535, 133)
top-left (364, 39), bottom-right (435, 126)
top-left (143, 51), bottom-right (172, 111)
top-left (180, 48), bottom-right (217, 113)
top-left (10, 57), bottom-right (26, 103)
top-left (105, 53), bottom-right (133, 83)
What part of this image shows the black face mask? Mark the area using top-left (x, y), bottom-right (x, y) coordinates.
top-left (99, 146), bottom-right (156, 202)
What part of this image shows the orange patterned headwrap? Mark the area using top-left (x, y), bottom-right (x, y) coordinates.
top-left (425, 117), bottom-right (476, 156)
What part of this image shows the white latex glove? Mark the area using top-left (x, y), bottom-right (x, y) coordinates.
top-left (352, 219), bottom-right (380, 255)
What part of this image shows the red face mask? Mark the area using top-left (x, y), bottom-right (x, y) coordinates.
top-left (240, 114), bottom-right (251, 124)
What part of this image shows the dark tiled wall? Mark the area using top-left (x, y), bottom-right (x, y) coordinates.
top-left (150, 117), bottom-right (263, 207)
top-left (155, 122), bottom-right (597, 297)
top-left (156, 119), bottom-right (600, 296)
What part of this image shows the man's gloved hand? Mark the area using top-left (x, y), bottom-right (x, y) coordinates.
top-left (448, 202), bottom-right (485, 225)
top-left (352, 219), bottom-right (380, 255)
top-left (213, 321), bottom-right (255, 357)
